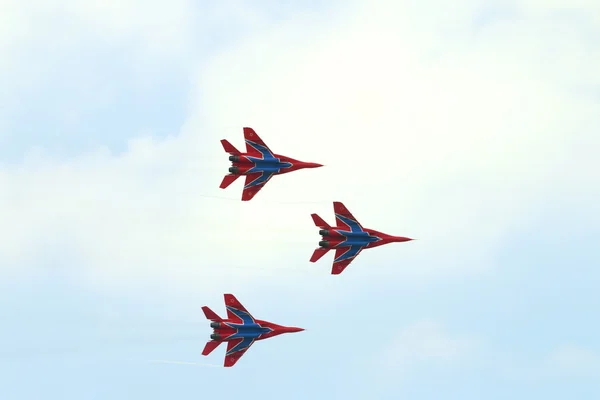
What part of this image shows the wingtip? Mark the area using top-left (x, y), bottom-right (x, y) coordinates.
top-left (241, 191), bottom-right (252, 201)
top-left (223, 293), bottom-right (235, 303)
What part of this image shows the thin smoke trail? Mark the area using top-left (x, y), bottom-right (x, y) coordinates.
top-left (195, 193), bottom-right (329, 204)
top-left (147, 359), bottom-right (221, 368)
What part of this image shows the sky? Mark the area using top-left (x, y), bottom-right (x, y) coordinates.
top-left (0, 0), bottom-right (599, 398)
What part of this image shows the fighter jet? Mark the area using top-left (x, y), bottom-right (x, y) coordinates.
top-left (219, 127), bottom-right (323, 201)
top-left (310, 201), bottom-right (414, 275)
top-left (201, 294), bottom-right (304, 367)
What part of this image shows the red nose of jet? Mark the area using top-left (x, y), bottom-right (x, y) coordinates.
top-left (280, 326), bottom-right (305, 333)
top-left (392, 236), bottom-right (414, 242)
top-left (298, 162), bottom-right (323, 169)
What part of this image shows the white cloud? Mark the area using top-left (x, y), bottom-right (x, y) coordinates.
top-left (1, 0), bottom-right (598, 295)
top-left (541, 344), bottom-right (600, 377)
top-left (520, 0), bottom-right (600, 22)
top-left (374, 320), bottom-right (477, 378)
top-left (0, 0), bottom-right (197, 58)
top-left (0, 0), bottom-right (204, 147)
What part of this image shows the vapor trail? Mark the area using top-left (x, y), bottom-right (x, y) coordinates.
top-left (148, 359), bottom-right (221, 368)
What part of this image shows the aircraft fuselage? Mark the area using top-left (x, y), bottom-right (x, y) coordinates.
top-left (228, 154), bottom-right (293, 175)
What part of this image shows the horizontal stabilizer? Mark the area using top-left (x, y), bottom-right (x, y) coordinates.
top-left (221, 139), bottom-right (241, 154)
top-left (202, 340), bottom-right (222, 356)
top-left (311, 213), bottom-right (331, 228)
top-left (310, 247), bottom-right (330, 263)
top-left (202, 306), bottom-right (222, 321)
top-left (220, 174), bottom-right (240, 189)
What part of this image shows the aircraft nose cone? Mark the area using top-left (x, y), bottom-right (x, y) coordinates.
top-left (285, 327), bottom-right (305, 333)
top-left (302, 162), bottom-right (323, 168)
top-left (394, 236), bottom-right (414, 242)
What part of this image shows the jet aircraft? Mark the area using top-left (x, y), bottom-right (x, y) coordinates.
top-left (201, 293), bottom-right (304, 367)
top-left (219, 127), bottom-right (323, 201)
top-left (310, 201), bottom-right (414, 275)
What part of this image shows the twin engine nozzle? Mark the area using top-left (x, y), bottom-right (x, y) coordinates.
top-left (319, 229), bottom-right (330, 248)
top-left (228, 155), bottom-right (241, 174)
top-left (210, 321), bottom-right (221, 341)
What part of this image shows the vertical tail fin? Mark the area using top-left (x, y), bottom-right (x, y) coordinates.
top-left (202, 306), bottom-right (222, 321)
top-left (202, 340), bottom-right (222, 356)
top-left (221, 139), bottom-right (240, 154)
top-left (311, 213), bottom-right (331, 228)
top-left (220, 174), bottom-right (240, 189)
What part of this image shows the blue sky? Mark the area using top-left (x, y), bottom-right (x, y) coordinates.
top-left (1, 1), bottom-right (599, 399)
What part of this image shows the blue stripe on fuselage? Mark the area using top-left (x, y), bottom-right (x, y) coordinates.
top-left (335, 229), bottom-right (380, 246)
top-left (227, 323), bottom-right (269, 331)
top-left (339, 237), bottom-right (379, 247)
top-left (242, 140), bottom-right (293, 188)
top-left (245, 140), bottom-right (292, 169)
top-left (335, 230), bottom-right (371, 238)
top-left (243, 161), bottom-right (293, 189)
top-left (247, 160), bottom-right (292, 171)
top-left (226, 327), bottom-right (271, 339)
top-left (225, 322), bottom-right (273, 345)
